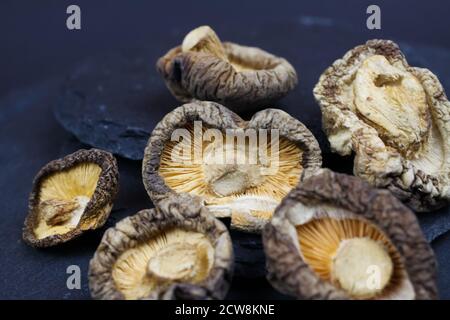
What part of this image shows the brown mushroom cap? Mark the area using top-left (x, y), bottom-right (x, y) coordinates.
top-left (263, 169), bottom-right (438, 300)
top-left (142, 101), bottom-right (322, 233)
top-left (23, 149), bottom-right (119, 248)
top-left (157, 26), bottom-right (297, 111)
top-left (314, 39), bottom-right (450, 211)
top-left (88, 193), bottom-right (234, 300)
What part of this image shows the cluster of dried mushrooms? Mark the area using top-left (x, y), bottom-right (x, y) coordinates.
top-left (22, 27), bottom-right (448, 300)
top-left (23, 149), bottom-right (234, 300)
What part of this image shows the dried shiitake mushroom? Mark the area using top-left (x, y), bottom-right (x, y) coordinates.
top-left (88, 193), bottom-right (233, 300)
top-left (314, 39), bottom-right (450, 211)
top-left (142, 101), bottom-right (322, 233)
top-left (157, 25), bottom-right (298, 111)
top-left (23, 149), bottom-right (119, 247)
top-left (263, 169), bottom-right (438, 300)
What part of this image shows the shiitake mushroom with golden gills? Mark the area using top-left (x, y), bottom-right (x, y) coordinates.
top-left (142, 101), bottom-right (322, 233)
top-left (263, 169), bottom-right (438, 300)
top-left (23, 149), bottom-right (119, 247)
top-left (88, 193), bottom-right (233, 300)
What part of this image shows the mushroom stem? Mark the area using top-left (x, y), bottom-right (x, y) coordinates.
top-left (181, 25), bottom-right (228, 62)
top-left (202, 142), bottom-right (264, 197)
top-left (146, 242), bottom-right (210, 283)
top-left (206, 165), bottom-right (263, 197)
top-left (331, 237), bottom-right (393, 299)
top-left (40, 199), bottom-right (80, 225)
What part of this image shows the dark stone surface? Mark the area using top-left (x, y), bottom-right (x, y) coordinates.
top-left (1, 0), bottom-right (450, 300)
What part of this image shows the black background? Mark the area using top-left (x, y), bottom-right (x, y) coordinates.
top-left (1, 0), bottom-right (450, 299)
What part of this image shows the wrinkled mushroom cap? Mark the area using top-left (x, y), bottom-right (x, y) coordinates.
top-left (142, 101), bottom-right (322, 233)
top-left (314, 39), bottom-right (450, 211)
top-left (263, 169), bottom-right (438, 300)
top-left (23, 149), bottom-right (119, 248)
top-left (88, 193), bottom-right (234, 300)
top-left (157, 25), bottom-right (297, 111)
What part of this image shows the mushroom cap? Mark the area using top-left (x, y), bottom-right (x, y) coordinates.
top-left (142, 101), bottom-right (322, 233)
top-left (263, 169), bottom-right (438, 300)
top-left (157, 42), bottom-right (297, 112)
top-left (313, 39), bottom-right (450, 211)
top-left (88, 193), bottom-right (234, 300)
top-left (23, 149), bottom-right (119, 248)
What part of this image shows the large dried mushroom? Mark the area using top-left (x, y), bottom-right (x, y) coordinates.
top-left (157, 25), bottom-right (298, 111)
top-left (314, 39), bottom-right (450, 211)
top-left (88, 193), bottom-right (233, 300)
top-left (263, 169), bottom-right (438, 300)
top-left (142, 101), bottom-right (322, 233)
top-left (23, 149), bottom-right (119, 247)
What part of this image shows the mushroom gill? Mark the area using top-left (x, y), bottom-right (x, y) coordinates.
top-left (112, 228), bottom-right (214, 300)
top-left (158, 124), bottom-right (302, 222)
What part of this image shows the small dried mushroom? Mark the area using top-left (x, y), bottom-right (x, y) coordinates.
top-left (263, 169), bottom-right (438, 300)
top-left (314, 39), bottom-right (450, 211)
top-left (23, 149), bottom-right (119, 247)
top-left (157, 25), bottom-right (298, 111)
top-left (88, 193), bottom-right (233, 300)
top-left (142, 101), bottom-right (322, 233)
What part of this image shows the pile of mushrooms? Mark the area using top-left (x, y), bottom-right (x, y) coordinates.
top-left (22, 26), bottom-right (449, 300)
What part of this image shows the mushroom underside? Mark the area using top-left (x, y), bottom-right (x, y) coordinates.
top-left (34, 162), bottom-right (102, 239)
top-left (158, 124), bottom-right (302, 228)
top-left (112, 228), bottom-right (214, 300)
top-left (293, 206), bottom-right (415, 300)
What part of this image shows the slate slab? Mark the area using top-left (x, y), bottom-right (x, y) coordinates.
top-left (54, 50), bottom-right (176, 161)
